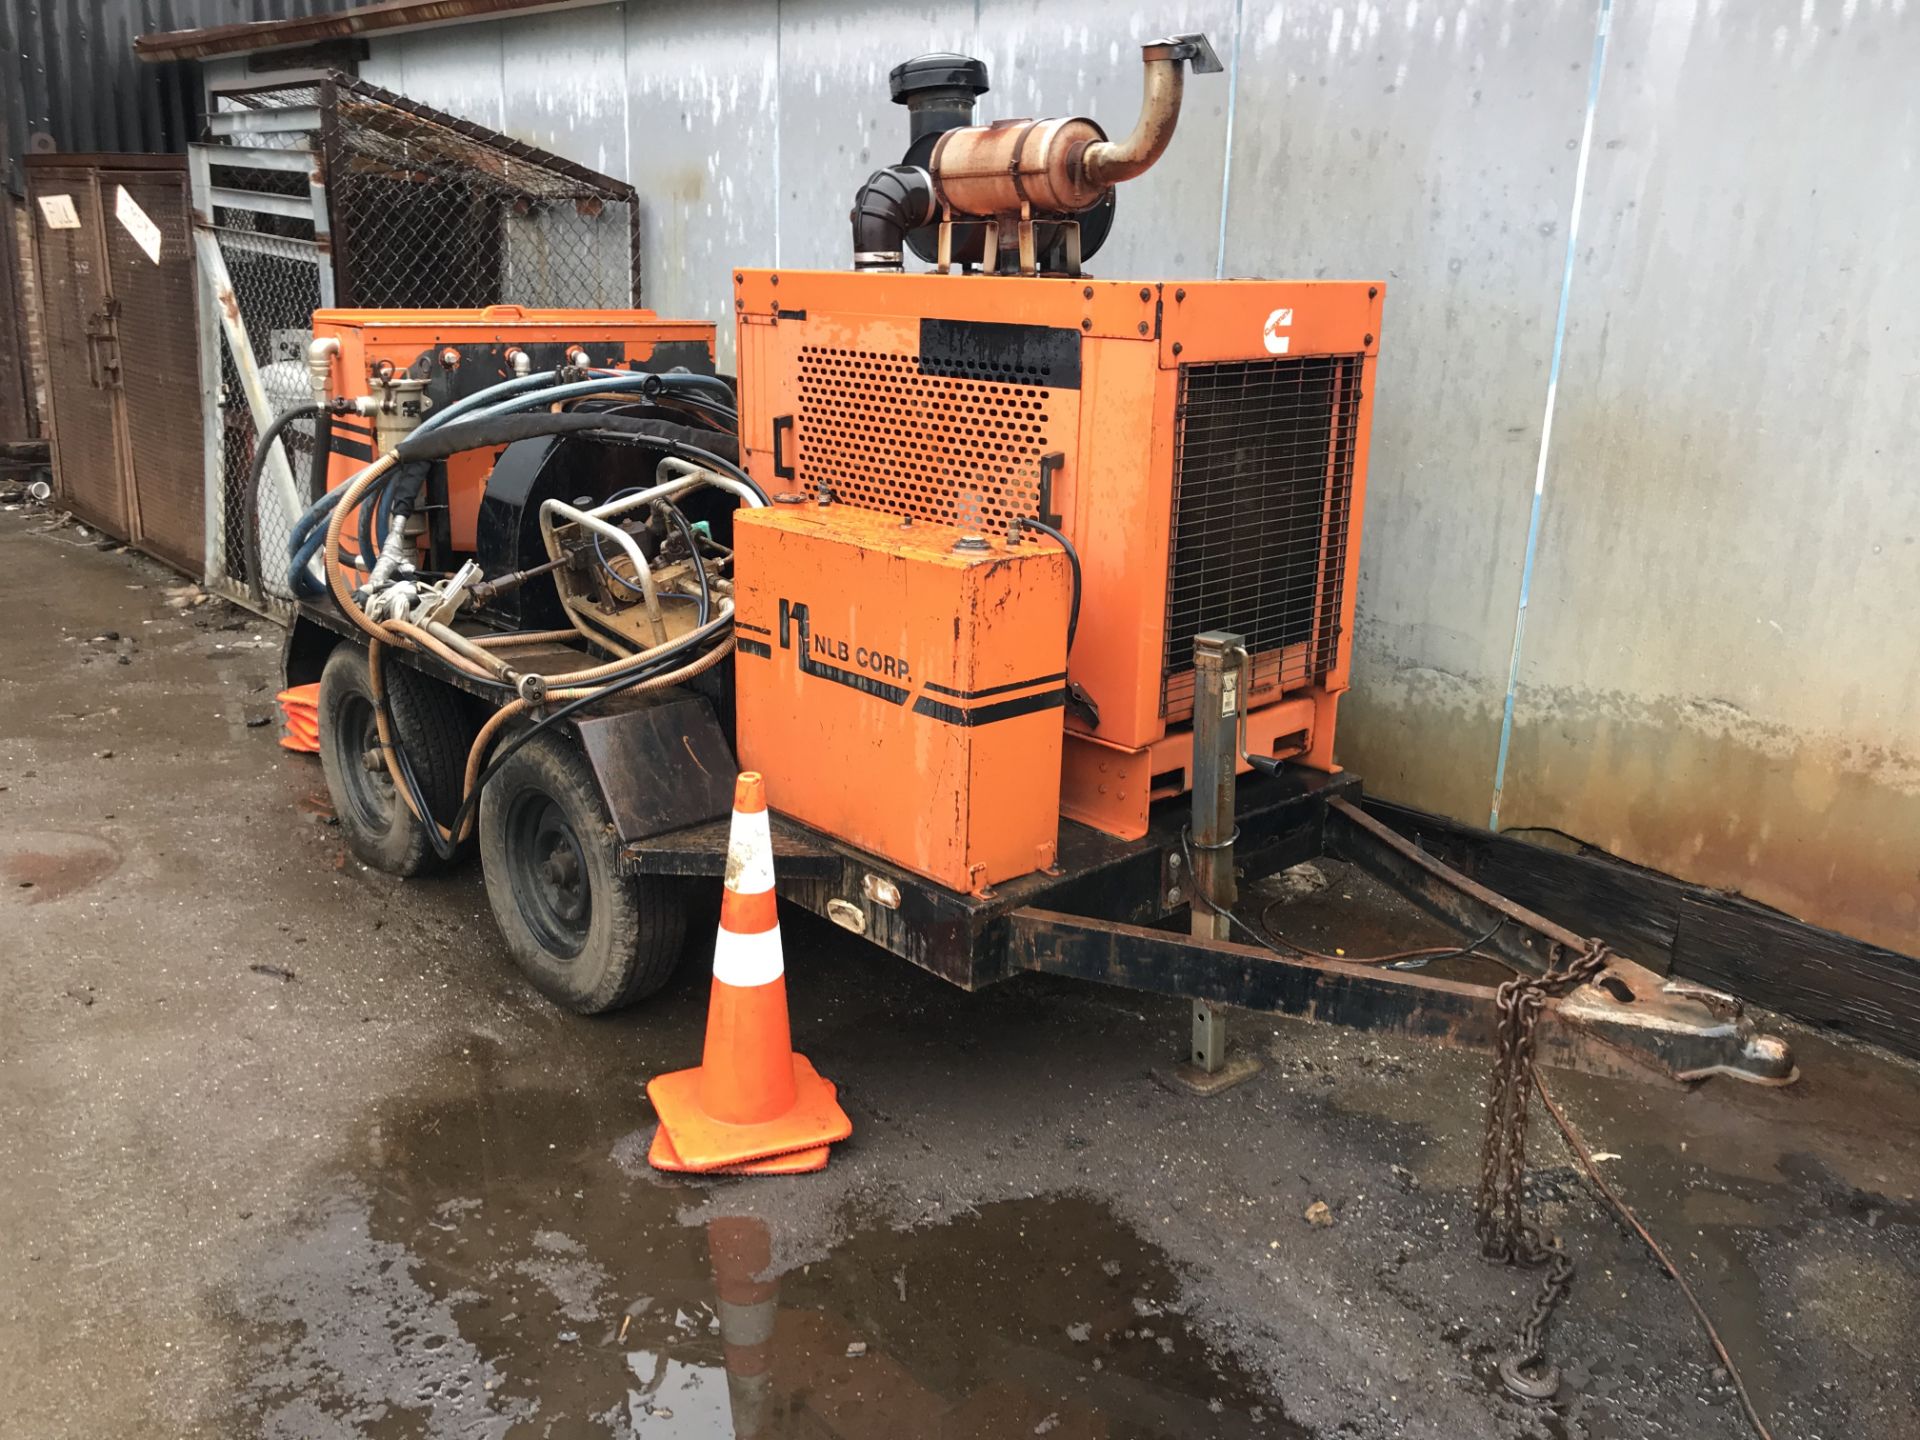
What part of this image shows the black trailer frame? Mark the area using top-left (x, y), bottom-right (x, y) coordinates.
top-left (288, 604), bottom-right (1796, 1091)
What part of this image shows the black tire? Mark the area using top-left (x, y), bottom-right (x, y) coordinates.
top-left (317, 644), bottom-right (474, 877)
top-left (478, 730), bottom-right (689, 1013)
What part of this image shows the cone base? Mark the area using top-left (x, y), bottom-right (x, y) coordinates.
top-left (648, 1125), bottom-right (831, 1175)
top-left (648, 1052), bottom-right (851, 1171)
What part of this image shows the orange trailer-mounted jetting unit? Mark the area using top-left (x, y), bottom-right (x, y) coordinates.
top-left (274, 23), bottom-right (1799, 1395)
top-left (279, 22), bottom-right (1789, 1084)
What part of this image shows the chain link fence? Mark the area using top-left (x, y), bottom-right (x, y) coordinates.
top-left (193, 74), bottom-right (641, 616)
top-left (209, 227), bottom-right (324, 606)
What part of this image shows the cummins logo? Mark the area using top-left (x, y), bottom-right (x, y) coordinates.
top-left (1262, 307), bottom-right (1293, 355)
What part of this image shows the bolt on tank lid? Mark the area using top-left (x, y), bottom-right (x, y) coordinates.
top-left (889, 52), bottom-right (990, 104)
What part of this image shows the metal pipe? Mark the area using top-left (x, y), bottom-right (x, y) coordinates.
top-left (418, 619), bottom-right (518, 681)
top-left (652, 458), bottom-right (766, 510)
top-left (306, 336), bottom-right (339, 407)
top-left (538, 497), bottom-right (669, 644)
top-left (1083, 55), bottom-right (1186, 188)
top-left (363, 508), bottom-right (413, 591)
top-left (1189, 631), bottom-right (1240, 949)
top-left (914, 34), bottom-right (1219, 223)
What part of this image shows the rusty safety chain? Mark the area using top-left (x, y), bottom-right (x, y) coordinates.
top-left (1475, 936), bottom-right (1614, 1400)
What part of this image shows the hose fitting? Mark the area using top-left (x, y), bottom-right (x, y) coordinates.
top-left (306, 337), bottom-right (341, 408)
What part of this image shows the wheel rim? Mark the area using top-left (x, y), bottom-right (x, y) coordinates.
top-left (334, 693), bottom-right (396, 837)
top-left (504, 789), bottom-right (592, 959)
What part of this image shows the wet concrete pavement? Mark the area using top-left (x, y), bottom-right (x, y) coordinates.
top-left (2, 509), bottom-right (1916, 1440)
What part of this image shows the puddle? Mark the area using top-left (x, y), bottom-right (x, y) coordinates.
top-left (217, 1049), bottom-right (1299, 1438)
top-left (0, 829), bottom-right (120, 902)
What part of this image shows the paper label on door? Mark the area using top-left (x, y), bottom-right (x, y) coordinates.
top-left (115, 185), bottom-right (164, 264)
top-left (37, 193), bottom-right (80, 230)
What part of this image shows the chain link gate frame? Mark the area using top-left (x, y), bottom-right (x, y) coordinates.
top-left (189, 73), bottom-right (642, 618)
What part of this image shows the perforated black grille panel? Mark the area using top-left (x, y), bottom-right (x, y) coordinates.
top-left (795, 344), bottom-right (1053, 532)
top-left (1161, 355), bottom-right (1363, 717)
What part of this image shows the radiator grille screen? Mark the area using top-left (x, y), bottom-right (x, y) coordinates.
top-left (1161, 355), bottom-right (1363, 718)
top-left (796, 345), bottom-right (1051, 532)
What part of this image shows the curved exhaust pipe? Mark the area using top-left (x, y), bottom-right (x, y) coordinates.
top-left (1082, 34), bottom-right (1222, 188)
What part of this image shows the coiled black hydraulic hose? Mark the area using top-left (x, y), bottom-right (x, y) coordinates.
top-left (343, 408), bottom-right (763, 854)
top-left (243, 402), bottom-right (327, 606)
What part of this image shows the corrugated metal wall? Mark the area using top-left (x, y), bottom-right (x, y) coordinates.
top-left (0, 1), bottom-right (350, 194)
top-left (225, 0), bottom-right (1920, 957)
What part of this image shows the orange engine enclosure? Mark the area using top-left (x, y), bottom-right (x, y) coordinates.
top-left (733, 503), bottom-right (1071, 895)
top-left (733, 270), bottom-right (1383, 840)
top-left (310, 305), bottom-right (717, 552)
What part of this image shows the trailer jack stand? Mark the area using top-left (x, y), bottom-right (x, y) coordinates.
top-left (1154, 634), bottom-right (1264, 1096)
top-left (1157, 999), bottom-right (1264, 1095)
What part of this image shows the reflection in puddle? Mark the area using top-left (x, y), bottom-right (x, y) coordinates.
top-left (218, 1063), bottom-right (1297, 1437)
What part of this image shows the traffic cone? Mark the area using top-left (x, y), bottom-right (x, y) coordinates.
top-left (647, 1082), bottom-right (836, 1175)
top-left (277, 683), bottom-right (320, 753)
top-left (707, 1216), bottom-right (780, 1438)
top-left (647, 772), bottom-right (851, 1171)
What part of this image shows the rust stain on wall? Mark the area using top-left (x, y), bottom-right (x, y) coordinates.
top-left (1339, 677), bottom-right (1920, 960)
top-left (1335, 660), bottom-right (1505, 828)
top-left (1501, 695), bottom-right (1920, 958)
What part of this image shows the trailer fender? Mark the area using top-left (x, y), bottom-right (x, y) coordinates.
top-left (567, 695), bottom-right (738, 843)
top-left (282, 609), bottom-right (343, 688)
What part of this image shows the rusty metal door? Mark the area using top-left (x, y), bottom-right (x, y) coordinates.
top-left (27, 163), bottom-right (128, 536)
top-left (26, 156), bottom-right (204, 573)
top-left (101, 166), bottom-right (204, 573)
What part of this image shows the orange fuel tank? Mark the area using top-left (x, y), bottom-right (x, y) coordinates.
top-left (732, 502), bottom-right (1071, 895)
top-left (310, 306), bottom-right (717, 553)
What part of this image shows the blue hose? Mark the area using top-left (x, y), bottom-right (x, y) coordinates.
top-left (460, 373), bottom-right (669, 425)
top-left (287, 369), bottom-right (569, 550)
